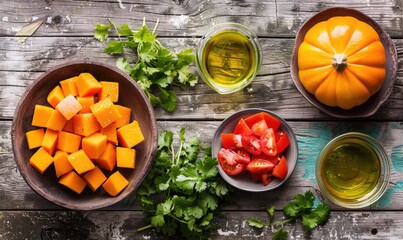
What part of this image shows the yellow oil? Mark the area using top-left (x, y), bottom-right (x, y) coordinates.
top-left (202, 30), bottom-right (257, 90)
top-left (321, 142), bottom-right (380, 200)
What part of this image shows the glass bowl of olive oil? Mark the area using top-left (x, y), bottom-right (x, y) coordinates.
top-left (196, 23), bottom-right (262, 94)
top-left (316, 132), bottom-right (391, 208)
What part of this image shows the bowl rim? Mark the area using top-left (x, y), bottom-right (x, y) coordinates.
top-left (11, 60), bottom-right (158, 210)
top-left (290, 7), bottom-right (398, 118)
top-left (212, 108), bottom-right (298, 192)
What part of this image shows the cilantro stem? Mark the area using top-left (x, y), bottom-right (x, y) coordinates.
top-left (137, 224), bottom-right (153, 232)
top-left (168, 213), bottom-right (188, 224)
top-left (152, 18), bottom-right (160, 34)
top-left (271, 217), bottom-right (294, 227)
top-left (107, 18), bottom-right (121, 40)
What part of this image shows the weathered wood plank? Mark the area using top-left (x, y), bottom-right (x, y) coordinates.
top-left (0, 210), bottom-right (402, 239)
top-left (1, 37), bottom-right (402, 120)
top-left (1, 120), bottom-right (402, 210)
top-left (1, 0), bottom-right (403, 38)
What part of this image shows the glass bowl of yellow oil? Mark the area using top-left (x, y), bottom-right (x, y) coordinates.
top-left (196, 23), bottom-right (262, 94)
top-left (316, 132), bottom-right (391, 208)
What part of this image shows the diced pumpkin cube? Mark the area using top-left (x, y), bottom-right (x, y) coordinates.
top-left (100, 123), bottom-right (118, 145)
top-left (82, 132), bottom-right (107, 159)
top-left (47, 85), bottom-right (65, 108)
top-left (116, 147), bottom-right (135, 169)
top-left (29, 147), bottom-right (54, 174)
top-left (102, 171), bottom-right (129, 197)
top-left (77, 96), bottom-right (95, 113)
top-left (96, 143), bottom-right (116, 171)
top-left (54, 150), bottom-right (73, 178)
top-left (117, 120), bottom-right (144, 148)
top-left (83, 166), bottom-right (107, 192)
top-left (90, 98), bottom-right (119, 128)
top-left (59, 171), bottom-right (87, 194)
top-left (42, 129), bottom-right (58, 155)
top-left (26, 128), bottom-right (45, 149)
top-left (76, 73), bottom-right (102, 97)
top-left (45, 109), bottom-right (68, 131)
top-left (60, 76), bottom-right (79, 97)
top-left (32, 105), bottom-right (54, 128)
top-left (114, 105), bottom-right (131, 128)
top-left (99, 81), bottom-right (119, 102)
top-left (62, 118), bottom-right (75, 133)
top-left (67, 149), bottom-right (95, 174)
top-left (73, 113), bottom-right (102, 137)
top-left (57, 131), bottom-right (82, 153)
top-left (56, 95), bottom-right (83, 120)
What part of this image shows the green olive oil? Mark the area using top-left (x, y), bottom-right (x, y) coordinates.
top-left (202, 30), bottom-right (257, 90)
top-left (321, 142), bottom-right (380, 200)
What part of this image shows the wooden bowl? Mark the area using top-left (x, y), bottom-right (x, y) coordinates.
top-left (11, 61), bottom-right (158, 210)
top-left (290, 7), bottom-right (397, 118)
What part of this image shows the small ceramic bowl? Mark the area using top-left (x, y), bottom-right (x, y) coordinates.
top-left (212, 108), bottom-right (298, 192)
top-left (290, 7), bottom-right (397, 118)
top-left (11, 61), bottom-right (158, 210)
top-left (316, 132), bottom-right (391, 208)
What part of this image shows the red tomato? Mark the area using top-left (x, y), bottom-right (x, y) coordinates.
top-left (272, 155), bottom-right (288, 179)
top-left (260, 128), bottom-right (278, 156)
top-left (276, 132), bottom-right (290, 153)
top-left (234, 148), bottom-right (251, 164)
top-left (250, 172), bottom-right (262, 182)
top-left (261, 112), bottom-right (281, 131)
top-left (221, 133), bottom-right (242, 149)
top-left (244, 113), bottom-right (265, 129)
top-left (233, 118), bottom-right (252, 135)
top-left (217, 148), bottom-right (245, 175)
top-left (251, 119), bottom-right (268, 136)
top-left (261, 172), bottom-right (273, 186)
top-left (246, 159), bottom-right (275, 174)
top-left (241, 134), bottom-right (262, 155)
top-left (251, 153), bottom-right (279, 165)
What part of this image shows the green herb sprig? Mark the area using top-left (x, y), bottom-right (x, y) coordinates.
top-left (136, 129), bottom-right (230, 239)
top-left (248, 191), bottom-right (331, 240)
top-left (94, 19), bottom-right (198, 112)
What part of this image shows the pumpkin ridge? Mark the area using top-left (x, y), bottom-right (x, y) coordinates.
top-left (326, 16), bottom-right (358, 55)
top-left (304, 39), bottom-right (334, 56)
top-left (345, 38), bottom-right (378, 58)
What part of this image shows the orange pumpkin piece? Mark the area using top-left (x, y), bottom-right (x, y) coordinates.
top-left (298, 16), bottom-right (386, 110)
top-left (100, 123), bottom-right (118, 145)
top-left (76, 73), bottom-right (103, 97)
top-left (117, 120), bottom-right (144, 148)
top-left (47, 85), bottom-right (65, 108)
top-left (45, 109), bottom-right (68, 131)
top-left (73, 113), bottom-right (102, 137)
top-left (90, 98), bottom-right (120, 128)
top-left (82, 132), bottom-right (107, 159)
top-left (99, 81), bottom-right (119, 102)
top-left (56, 95), bottom-right (83, 120)
top-left (77, 96), bottom-right (95, 114)
top-left (26, 128), bottom-right (45, 149)
top-left (102, 171), bottom-right (129, 196)
top-left (57, 131), bottom-right (82, 153)
top-left (42, 128), bottom-right (58, 155)
top-left (83, 166), bottom-right (107, 192)
top-left (116, 147), bottom-right (135, 169)
top-left (62, 118), bottom-right (75, 133)
top-left (67, 149), bottom-right (95, 174)
top-left (60, 76), bottom-right (79, 97)
top-left (32, 105), bottom-right (54, 128)
top-left (59, 171), bottom-right (87, 194)
top-left (29, 147), bottom-right (54, 174)
top-left (96, 143), bottom-right (116, 171)
top-left (54, 150), bottom-right (73, 178)
top-left (114, 105), bottom-right (131, 128)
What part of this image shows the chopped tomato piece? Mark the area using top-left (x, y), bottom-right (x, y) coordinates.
top-left (241, 134), bottom-right (262, 155)
top-left (246, 159), bottom-right (275, 174)
top-left (276, 132), bottom-right (290, 153)
top-left (234, 148), bottom-right (251, 164)
top-left (250, 172), bottom-right (262, 182)
top-left (217, 148), bottom-right (245, 175)
top-left (244, 113), bottom-right (265, 129)
top-left (260, 128), bottom-right (278, 156)
top-left (251, 153), bottom-right (279, 165)
top-left (261, 112), bottom-right (281, 131)
top-left (251, 119), bottom-right (268, 136)
top-left (221, 133), bottom-right (242, 149)
top-left (272, 155), bottom-right (288, 179)
top-left (261, 172), bottom-right (273, 186)
top-left (233, 118), bottom-right (252, 135)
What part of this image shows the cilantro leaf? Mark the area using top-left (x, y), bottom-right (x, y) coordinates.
top-left (247, 218), bottom-right (266, 228)
top-left (115, 57), bottom-right (132, 74)
top-left (305, 203), bottom-right (331, 227)
top-left (158, 130), bottom-right (173, 151)
top-left (104, 40), bottom-right (125, 54)
top-left (273, 228), bottom-right (288, 240)
top-left (151, 215), bottom-right (165, 227)
top-left (283, 191), bottom-right (315, 218)
top-left (159, 88), bottom-right (176, 112)
top-left (94, 23), bottom-right (110, 42)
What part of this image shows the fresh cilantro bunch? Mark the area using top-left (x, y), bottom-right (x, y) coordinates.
top-left (94, 19), bottom-right (198, 112)
top-left (248, 191), bottom-right (331, 240)
top-left (136, 129), bottom-right (230, 239)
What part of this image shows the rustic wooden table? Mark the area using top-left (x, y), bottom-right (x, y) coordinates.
top-left (1, 0), bottom-right (402, 239)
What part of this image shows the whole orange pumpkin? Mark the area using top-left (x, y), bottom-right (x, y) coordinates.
top-left (298, 16), bottom-right (386, 110)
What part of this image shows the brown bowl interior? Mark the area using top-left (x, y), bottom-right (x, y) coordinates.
top-left (290, 7), bottom-right (397, 118)
top-left (11, 61), bottom-right (157, 210)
